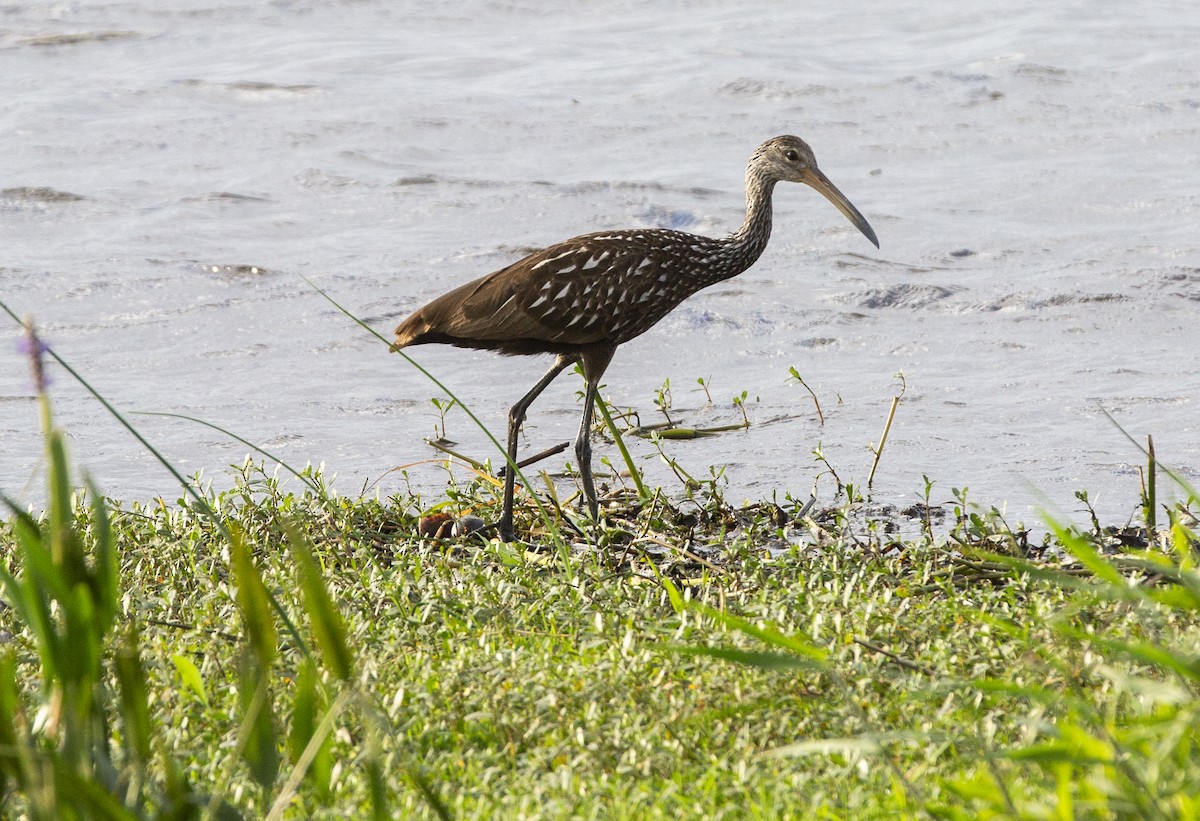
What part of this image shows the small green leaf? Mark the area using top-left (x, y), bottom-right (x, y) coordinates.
top-left (651, 564), bottom-right (684, 614)
top-left (171, 653), bottom-right (209, 706)
top-left (672, 644), bottom-right (823, 671)
top-left (1005, 741), bottom-right (1111, 767)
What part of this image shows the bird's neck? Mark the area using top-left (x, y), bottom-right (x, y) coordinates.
top-left (728, 170), bottom-right (775, 266)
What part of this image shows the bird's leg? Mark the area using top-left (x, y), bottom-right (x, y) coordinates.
top-left (574, 346), bottom-right (615, 527)
top-left (498, 355), bottom-right (574, 541)
top-left (575, 379), bottom-right (600, 522)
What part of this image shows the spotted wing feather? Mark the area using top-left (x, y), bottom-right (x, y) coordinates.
top-left (394, 230), bottom-right (713, 353)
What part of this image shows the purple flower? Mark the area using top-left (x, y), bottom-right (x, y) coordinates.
top-left (18, 323), bottom-right (52, 393)
top-left (15, 333), bottom-right (49, 357)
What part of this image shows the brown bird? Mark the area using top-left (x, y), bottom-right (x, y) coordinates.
top-left (393, 135), bottom-right (878, 542)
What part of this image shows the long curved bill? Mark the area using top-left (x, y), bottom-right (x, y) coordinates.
top-left (802, 167), bottom-right (879, 249)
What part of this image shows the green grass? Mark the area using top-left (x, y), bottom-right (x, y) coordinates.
top-left (3, 450), bottom-right (1199, 818)
top-left (2, 310), bottom-right (1199, 819)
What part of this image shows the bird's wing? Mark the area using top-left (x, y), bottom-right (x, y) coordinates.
top-left (430, 234), bottom-right (656, 345)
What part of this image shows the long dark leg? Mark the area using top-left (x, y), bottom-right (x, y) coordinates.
top-left (576, 347), bottom-right (617, 525)
top-left (498, 354), bottom-right (573, 541)
top-left (575, 379), bottom-right (601, 520)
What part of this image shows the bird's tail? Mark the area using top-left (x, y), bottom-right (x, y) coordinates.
top-left (390, 312), bottom-right (428, 351)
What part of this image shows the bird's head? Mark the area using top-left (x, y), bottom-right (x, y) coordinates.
top-left (753, 135), bottom-right (879, 248)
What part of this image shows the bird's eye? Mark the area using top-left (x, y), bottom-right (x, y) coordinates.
top-left (785, 149), bottom-right (800, 162)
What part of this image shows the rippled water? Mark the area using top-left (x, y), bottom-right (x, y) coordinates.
top-left (3, 1), bottom-right (1198, 526)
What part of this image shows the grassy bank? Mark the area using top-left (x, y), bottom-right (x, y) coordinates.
top-left (4, 449), bottom-right (1200, 818)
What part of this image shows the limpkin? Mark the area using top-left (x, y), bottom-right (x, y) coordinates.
top-left (393, 135), bottom-right (878, 542)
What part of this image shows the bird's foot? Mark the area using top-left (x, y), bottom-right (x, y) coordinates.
top-left (483, 517), bottom-right (517, 543)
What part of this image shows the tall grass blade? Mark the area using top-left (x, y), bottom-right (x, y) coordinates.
top-left (595, 394), bottom-right (649, 501)
top-left (284, 520), bottom-right (354, 682)
top-left (1146, 433), bottom-right (1157, 534)
top-left (1047, 520), bottom-right (1129, 588)
top-left (229, 526), bottom-right (281, 793)
top-left (270, 688), bottom-right (351, 819)
top-left (229, 526), bottom-right (277, 668)
top-left (237, 654), bottom-right (280, 795)
top-left (691, 602), bottom-right (828, 663)
top-left (0, 504), bottom-right (64, 683)
top-left (282, 660), bottom-right (335, 805)
top-left (3, 305), bottom-right (318, 664)
top-left (85, 476), bottom-right (119, 637)
top-left (51, 765), bottom-right (140, 820)
top-left (366, 725), bottom-right (390, 821)
top-left (867, 391), bottom-right (900, 489)
top-left (1099, 405), bottom-right (1199, 502)
top-left (132, 410), bottom-right (325, 496)
top-left (0, 652), bottom-right (20, 797)
top-left (0, 298), bottom-right (223, 526)
top-left (113, 626), bottom-right (153, 768)
top-left (1052, 627), bottom-right (1200, 683)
